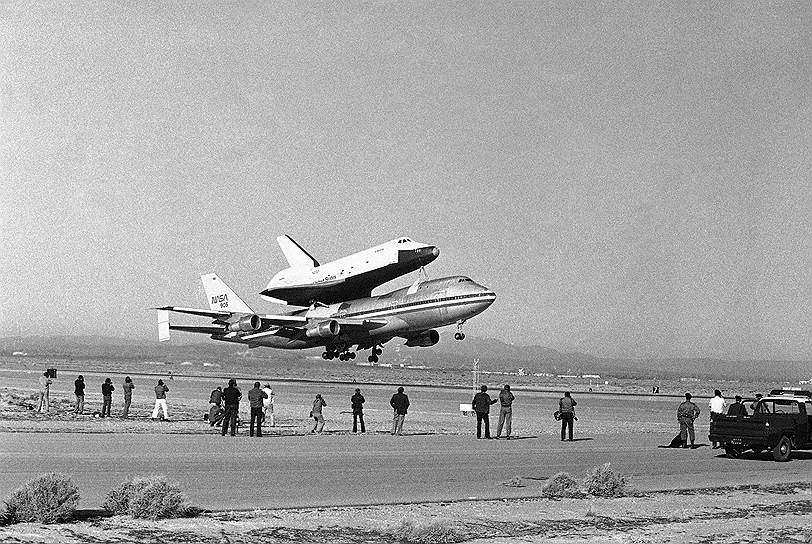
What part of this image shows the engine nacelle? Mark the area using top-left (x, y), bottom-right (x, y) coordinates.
top-left (404, 329), bottom-right (440, 347)
top-left (306, 320), bottom-right (340, 338)
top-left (227, 314), bottom-right (261, 333)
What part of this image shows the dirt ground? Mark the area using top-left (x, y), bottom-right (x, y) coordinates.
top-left (1, 482), bottom-right (810, 543)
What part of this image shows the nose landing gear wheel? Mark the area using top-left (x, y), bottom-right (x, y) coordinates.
top-left (454, 332), bottom-right (465, 340)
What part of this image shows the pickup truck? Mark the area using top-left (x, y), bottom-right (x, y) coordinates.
top-left (708, 389), bottom-right (812, 461)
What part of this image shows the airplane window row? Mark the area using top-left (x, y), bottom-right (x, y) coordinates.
top-left (343, 292), bottom-right (492, 319)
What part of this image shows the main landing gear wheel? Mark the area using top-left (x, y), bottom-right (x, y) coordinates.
top-left (368, 344), bottom-right (382, 363)
top-left (454, 321), bottom-right (466, 340)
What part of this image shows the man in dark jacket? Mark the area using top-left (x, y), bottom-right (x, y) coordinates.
top-left (74, 375), bottom-right (85, 414)
top-left (247, 382), bottom-right (268, 437)
top-left (559, 391), bottom-right (577, 441)
top-left (390, 386), bottom-right (410, 435)
top-left (727, 395), bottom-right (748, 417)
top-left (221, 379), bottom-right (242, 436)
top-left (351, 388), bottom-right (366, 433)
top-left (472, 385), bottom-right (498, 439)
top-left (101, 378), bottom-right (115, 418)
top-left (122, 376), bottom-right (135, 418)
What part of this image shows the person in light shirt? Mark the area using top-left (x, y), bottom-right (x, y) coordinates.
top-left (709, 389), bottom-right (727, 449)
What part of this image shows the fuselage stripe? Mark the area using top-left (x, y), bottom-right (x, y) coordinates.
top-left (338, 292), bottom-right (496, 320)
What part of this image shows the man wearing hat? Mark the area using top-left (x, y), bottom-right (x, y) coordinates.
top-left (351, 388), bottom-right (366, 433)
top-left (677, 392), bottom-right (701, 448)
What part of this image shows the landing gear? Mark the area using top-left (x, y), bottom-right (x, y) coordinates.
top-left (338, 351), bottom-right (356, 361)
top-left (454, 321), bottom-right (466, 341)
top-left (368, 344), bottom-right (383, 363)
top-left (324, 344), bottom-right (357, 361)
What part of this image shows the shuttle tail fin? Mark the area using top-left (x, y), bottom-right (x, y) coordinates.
top-left (277, 235), bottom-right (320, 268)
top-left (200, 274), bottom-right (254, 314)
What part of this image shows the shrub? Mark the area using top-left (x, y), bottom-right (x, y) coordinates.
top-left (103, 478), bottom-right (151, 515)
top-left (4, 473), bottom-right (80, 523)
top-left (541, 472), bottom-right (583, 499)
top-left (583, 463), bottom-right (628, 497)
top-left (104, 476), bottom-right (193, 519)
top-left (387, 516), bottom-right (464, 543)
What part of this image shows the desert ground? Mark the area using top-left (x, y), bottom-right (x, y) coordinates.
top-left (0, 357), bottom-right (809, 543)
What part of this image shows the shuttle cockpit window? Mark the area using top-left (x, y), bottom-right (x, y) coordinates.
top-left (458, 277), bottom-right (472, 282)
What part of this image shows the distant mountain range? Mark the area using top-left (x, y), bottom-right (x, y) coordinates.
top-left (0, 335), bottom-right (808, 381)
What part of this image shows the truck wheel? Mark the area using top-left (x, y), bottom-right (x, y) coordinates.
top-left (724, 445), bottom-right (742, 458)
top-left (772, 436), bottom-right (792, 462)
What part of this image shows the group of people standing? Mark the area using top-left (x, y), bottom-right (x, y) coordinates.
top-left (471, 384), bottom-right (517, 439)
top-left (69, 375), bottom-right (165, 420)
top-left (308, 386), bottom-right (411, 435)
top-left (676, 389), bottom-right (754, 449)
top-left (208, 380), bottom-right (274, 437)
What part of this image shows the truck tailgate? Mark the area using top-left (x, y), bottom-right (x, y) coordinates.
top-left (709, 415), bottom-right (768, 443)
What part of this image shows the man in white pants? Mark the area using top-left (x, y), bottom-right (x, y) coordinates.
top-left (152, 379), bottom-right (170, 420)
top-left (262, 384), bottom-right (275, 427)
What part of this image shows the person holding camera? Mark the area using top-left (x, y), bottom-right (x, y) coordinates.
top-left (122, 376), bottom-right (135, 418)
top-left (37, 371), bottom-right (53, 413)
top-left (101, 378), bottom-right (115, 418)
top-left (74, 375), bottom-right (85, 414)
top-left (151, 379), bottom-right (170, 421)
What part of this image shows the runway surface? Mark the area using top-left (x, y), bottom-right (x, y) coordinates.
top-left (1, 431), bottom-right (808, 510)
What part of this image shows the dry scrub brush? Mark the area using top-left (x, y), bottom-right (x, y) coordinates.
top-left (4, 473), bottom-right (80, 524)
top-left (104, 476), bottom-right (196, 519)
top-left (387, 516), bottom-right (465, 543)
top-left (582, 463), bottom-right (629, 497)
top-left (540, 472), bottom-right (584, 499)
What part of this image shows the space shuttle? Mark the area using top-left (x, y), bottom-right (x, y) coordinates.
top-left (260, 235), bottom-right (439, 306)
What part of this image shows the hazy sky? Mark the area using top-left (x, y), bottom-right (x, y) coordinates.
top-left (1, 2), bottom-right (810, 360)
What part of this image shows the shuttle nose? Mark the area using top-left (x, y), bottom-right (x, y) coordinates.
top-left (416, 245), bottom-right (439, 265)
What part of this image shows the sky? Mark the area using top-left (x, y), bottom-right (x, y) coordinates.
top-left (1, 1), bottom-right (810, 360)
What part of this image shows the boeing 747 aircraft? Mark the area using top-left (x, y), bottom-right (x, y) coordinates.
top-left (260, 236), bottom-right (439, 306)
top-left (157, 273), bottom-right (495, 362)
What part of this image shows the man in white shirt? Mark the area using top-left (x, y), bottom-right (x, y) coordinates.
top-left (709, 389), bottom-right (727, 449)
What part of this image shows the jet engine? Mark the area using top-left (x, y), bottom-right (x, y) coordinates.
top-left (404, 329), bottom-right (440, 347)
top-left (227, 314), bottom-right (261, 332)
top-left (306, 320), bottom-right (341, 338)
